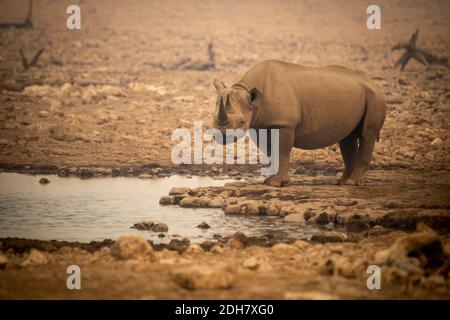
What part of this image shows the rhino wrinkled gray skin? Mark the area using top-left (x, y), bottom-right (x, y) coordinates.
top-left (213, 59), bottom-right (387, 187)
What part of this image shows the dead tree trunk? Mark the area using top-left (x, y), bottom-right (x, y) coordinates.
top-left (392, 29), bottom-right (448, 70)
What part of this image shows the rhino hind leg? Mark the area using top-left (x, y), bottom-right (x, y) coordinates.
top-left (337, 131), bottom-right (359, 185)
top-left (342, 135), bottom-right (376, 186)
top-left (341, 89), bottom-right (386, 187)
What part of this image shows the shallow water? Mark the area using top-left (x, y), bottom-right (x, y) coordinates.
top-left (0, 172), bottom-right (322, 243)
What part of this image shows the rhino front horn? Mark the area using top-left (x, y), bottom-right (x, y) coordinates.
top-left (218, 96), bottom-right (228, 125)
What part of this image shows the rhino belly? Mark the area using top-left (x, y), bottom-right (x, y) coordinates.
top-left (293, 90), bottom-right (366, 150)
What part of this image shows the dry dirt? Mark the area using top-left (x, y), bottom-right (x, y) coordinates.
top-left (0, 0), bottom-right (449, 299)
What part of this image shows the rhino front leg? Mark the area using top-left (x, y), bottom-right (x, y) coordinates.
top-left (263, 128), bottom-right (294, 187)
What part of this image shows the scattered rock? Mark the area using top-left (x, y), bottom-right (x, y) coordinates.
top-left (311, 231), bottom-right (347, 243)
top-left (366, 225), bottom-right (391, 236)
top-left (293, 240), bottom-right (310, 250)
top-left (335, 200), bottom-right (358, 206)
top-left (303, 208), bottom-right (316, 221)
top-left (172, 265), bottom-right (235, 290)
top-left (78, 167), bottom-right (94, 178)
top-left (271, 243), bottom-right (298, 255)
top-left (317, 255), bottom-right (355, 278)
top-left (23, 85), bottom-right (52, 96)
top-left (431, 138), bottom-right (443, 148)
top-left (39, 177), bottom-right (50, 184)
top-left (38, 110), bottom-right (50, 118)
top-left (180, 196), bottom-right (211, 208)
top-left (279, 193), bottom-right (296, 201)
top-left (242, 257), bottom-right (260, 271)
top-left (374, 223), bottom-right (448, 275)
top-left (152, 222), bottom-right (169, 233)
top-left (197, 221), bottom-right (211, 229)
top-left (0, 252), bottom-right (8, 269)
top-left (241, 201), bottom-right (264, 215)
top-left (345, 215), bottom-right (370, 232)
top-left (284, 213), bottom-right (305, 222)
top-left (224, 204), bottom-right (242, 215)
top-left (21, 249), bottom-right (48, 266)
top-left (210, 245), bottom-right (223, 254)
top-left (131, 220), bottom-right (154, 230)
top-left (315, 212), bottom-right (330, 224)
top-left (226, 232), bottom-right (247, 249)
top-left (57, 166), bottom-right (77, 177)
top-left (0, 138), bottom-right (12, 146)
top-left (152, 167), bottom-right (162, 175)
top-left (130, 221), bottom-right (168, 232)
top-left (168, 238), bottom-right (190, 252)
top-left (266, 205), bottom-right (280, 216)
top-left (138, 173), bottom-right (153, 179)
top-left (184, 244), bottom-right (204, 255)
top-left (208, 198), bottom-right (225, 208)
top-left (159, 195), bottom-right (174, 205)
top-left (398, 78), bottom-right (409, 86)
top-left (92, 167), bottom-right (112, 176)
top-left (169, 187), bottom-right (191, 195)
top-left (111, 235), bottom-right (154, 261)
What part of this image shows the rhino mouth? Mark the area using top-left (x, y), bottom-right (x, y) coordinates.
top-left (213, 133), bottom-right (238, 145)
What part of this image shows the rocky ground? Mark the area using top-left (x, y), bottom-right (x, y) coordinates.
top-left (0, 0), bottom-right (449, 299)
top-left (1, 225), bottom-right (449, 299)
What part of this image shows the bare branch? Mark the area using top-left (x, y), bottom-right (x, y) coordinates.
top-left (0, 0), bottom-right (33, 29)
top-left (20, 47), bottom-right (45, 70)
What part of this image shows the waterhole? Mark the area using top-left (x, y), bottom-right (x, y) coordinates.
top-left (0, 172), bottom-right (323, 243)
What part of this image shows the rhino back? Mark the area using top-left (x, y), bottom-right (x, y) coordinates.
top-left (242, 60), bottom-right (376, 149)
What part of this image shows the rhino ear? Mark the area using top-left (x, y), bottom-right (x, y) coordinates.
top-left (249, 87), bottom-right (262, 107)
top-left (213, 79), bottom-right (226, 92)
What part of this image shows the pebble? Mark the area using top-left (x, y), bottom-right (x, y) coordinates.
top-left (39, 177), bottom-right (50, 184)
top-left (197, 221), bottom-right (211, 229)
top-left (431, 137), bottom-right (443, 147)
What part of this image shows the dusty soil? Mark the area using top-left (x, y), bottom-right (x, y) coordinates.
top-left (0, 0), bottom-right (449, 299)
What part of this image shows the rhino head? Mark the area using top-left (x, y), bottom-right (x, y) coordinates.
top-left (212, 79), bottom-right (262, 144)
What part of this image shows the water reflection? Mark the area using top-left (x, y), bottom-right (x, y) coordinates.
top-left (0, 173), bottom-right (322, 243)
